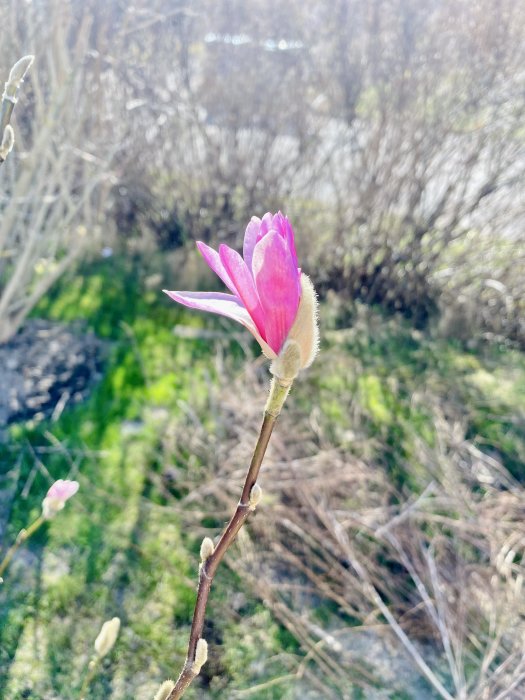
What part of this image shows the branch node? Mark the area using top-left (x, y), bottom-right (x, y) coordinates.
top-left (199, 536), bottom-right (214, 563)
top-left (249, 483), bottom-right (262, 511)
top-left (198, 563), bottom-right (212, 581)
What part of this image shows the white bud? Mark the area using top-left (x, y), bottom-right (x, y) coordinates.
top-left (271, 274), bottom-right (319, 381)
top-left (0, 125), bottom-right (14, 161)
top-left (249, 483), bottom-right (262, 511)
top-left (41, 496), bottom-right (65, 520)
top-left (200, 537), bottom-right (215, 563)
top-left (192, 638), bottom-right (208, 674)
top-left (153, 680), bottom-right (175, 700)
top-left (94, 617), bottom-right (120, 658)
top-left (8, 55), bottom-right (34, 86)
top-left (4, 55), bottom-right (34, 102)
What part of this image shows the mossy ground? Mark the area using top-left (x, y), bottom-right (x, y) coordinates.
top-left (1, 257), bottom-right (524, 699)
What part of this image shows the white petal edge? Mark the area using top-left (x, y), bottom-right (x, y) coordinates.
top-left (163, 290), bottom-right (276, 359)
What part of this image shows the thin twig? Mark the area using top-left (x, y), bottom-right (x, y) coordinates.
top-left (0, 515), bottom-right (45, 580)
top-left (167, 377), bottom-right (291, 699)
top-left (79, 656), bottom-right (99, 700)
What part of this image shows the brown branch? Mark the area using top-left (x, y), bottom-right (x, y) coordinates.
top-left (167, 377), bottom-right (291, 700)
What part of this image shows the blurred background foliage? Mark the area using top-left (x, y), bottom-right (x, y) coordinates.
top-left (1, 1), bottom-right (525, 698)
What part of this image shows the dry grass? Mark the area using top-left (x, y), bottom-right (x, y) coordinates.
top-left (161, 338), bottom-right (525, 699)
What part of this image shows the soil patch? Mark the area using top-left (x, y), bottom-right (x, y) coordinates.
top-left (0, 319), bottom-right (106, 427)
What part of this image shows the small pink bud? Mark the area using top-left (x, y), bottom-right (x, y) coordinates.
top-left (42, 479), bottom-right (79, 519)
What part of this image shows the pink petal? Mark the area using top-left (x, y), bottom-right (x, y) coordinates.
top-left (252, 231), bottom-right (301, 353)
top-left (47, 479), bottom-right (79, 502)
top-left (259, 212), bottom-right (273, 238)
top-left (219, 245), bottom-right (267, 339)
top-left (196, 241), bottom-right (237, 295)
top-left (243, 217), bottom-right (261, 272)
top-left (163, 290), bottom-right (276, 357)
top-left (278, 212), bottom-right (298, 270)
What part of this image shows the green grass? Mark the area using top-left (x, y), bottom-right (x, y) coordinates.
top-left (1, 258), bottom-right (525, 698)
top-left (308, 313), bottom-right (525, 491)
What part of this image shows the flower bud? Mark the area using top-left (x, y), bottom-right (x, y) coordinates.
top-left (154, 680), bottom-right (175, 700)
top-left (42, 497), bottom-right (62, 520)
top-left (271, 274), bottom-right (319, 381)
top-left (94, 617), bottom-right (120, 658)
top-left (192, 638), bottom-right (208, 674)
top-left (42, 479), bottom-right (79, 519)
top-left (0, 125), bottom-right (14, 161)
top-left (8, 55), bottom-right (34, 84)
top-left (200, 537), bottom-right (215, 563)
top-left (249, 483), bottom-right (262, 511)
top-left (4, 55), bottom-right (34, 102)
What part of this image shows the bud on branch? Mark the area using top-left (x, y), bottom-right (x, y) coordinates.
top-left (0, 55), bottom-right (34, 164)
top-left (191, 638), bottom-right (208, 674)
top-left (200, 537), bottom-right (215, 563)
top-left (94, 617), bottom-right (121, 658)
top-left (154, 680), bottom-right (176, 700)
top-left (0, 124), bottom-right (14, 161)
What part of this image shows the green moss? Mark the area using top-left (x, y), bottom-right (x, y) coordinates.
top-left (358, 374), bottom-right (393, 424)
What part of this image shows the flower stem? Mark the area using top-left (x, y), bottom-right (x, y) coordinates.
top-left (167, 377), bottom-right (292, 700)
top-left (79, 657), bottom-right (99, 700)
top-left (0, 514), bottom-right (45, 580)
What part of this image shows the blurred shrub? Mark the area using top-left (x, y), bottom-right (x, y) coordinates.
top-left (109, 0), bottom-right (525, 343)
top-left (1, 0), bottom-right (525, 345)
top-left (0, 1), bottom-right (117, 343)
top-left (307, 0), bottom-right (525, 336)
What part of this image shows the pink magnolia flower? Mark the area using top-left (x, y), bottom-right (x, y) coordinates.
top-left (42, 479), bottom-right (79, 519)
top-left (164, 212), bottom-right (301, 358)
top-left (46, 479), bottom-right (79, 502)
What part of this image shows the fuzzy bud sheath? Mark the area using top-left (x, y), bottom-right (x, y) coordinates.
top-left (0, 125), bottom-right (14, 161)
top-left (94, 617), bottom-right (120, 658)
top-left (270, 273), bottom-right (319, 383)
top-left (249, 483), bottom-right (262, 510)
top-left (200, 537), bottom-right (215, 563)
top-left (154, 681), bottom-right (176, 700)
top-left (192, 639), bottom-right (208, 674)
